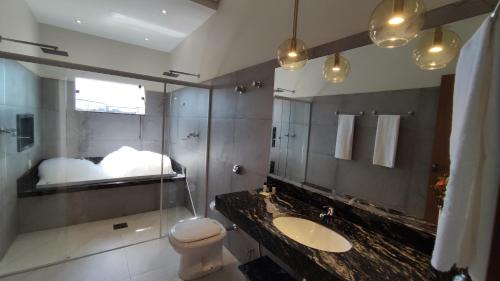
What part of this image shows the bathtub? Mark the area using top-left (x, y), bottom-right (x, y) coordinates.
top-left (17, 156), bottom-right (185, 198)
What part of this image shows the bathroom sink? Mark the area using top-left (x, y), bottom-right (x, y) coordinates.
top-left (272, 216), bottom-right (352, 253)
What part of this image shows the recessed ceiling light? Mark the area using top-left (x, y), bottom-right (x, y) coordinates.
top-left (161, 9), bottom-right (167, 14)
top-left (145, 37), bottom-right (150, 41)
top-left (76, 19), bottom-right (82, 24)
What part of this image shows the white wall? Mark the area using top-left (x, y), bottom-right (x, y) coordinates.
top-left (0, 0), bottom-right (40, 56)
top-left (168, 0), bottom-right (459, 83)
top-left (39, 24), bottom-right (170, 78)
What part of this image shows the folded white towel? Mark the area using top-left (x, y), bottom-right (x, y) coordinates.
top-left (372, 115), bottom-right (400, 168)
top-left (335, 115), bottom-right (355, 160)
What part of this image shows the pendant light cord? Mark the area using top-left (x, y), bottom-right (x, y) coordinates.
top-left (292, 0), bottom-right (299, 40)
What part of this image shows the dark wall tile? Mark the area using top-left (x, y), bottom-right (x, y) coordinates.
top-left (305, 153), bottom-right (337, 189)
top-left (310, 102), bottom-right (337, 126)
top-left (304, 88), bottom-right (440, 217)
top-left (230, 170), bottom-right (266, 193)
top-left (235, 63), bottom-right (274, 120)
top-left (17, 184), bottom-right (165, 233)
top-left (207, 158), bottom-right (232, 203)
top-left (308, 123), bottom-right (336, 156)
top-left (206, 61), bottom-right (275, 260)
top-left (232, 119), bottom-right (272, 173)
top-left (210, 118), bottom-right (235, 162)
top-left (210, 73), bottom-right (237, 119)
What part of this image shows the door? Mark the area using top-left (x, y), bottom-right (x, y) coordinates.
top-left (424, 74), bottom-right (454, 223)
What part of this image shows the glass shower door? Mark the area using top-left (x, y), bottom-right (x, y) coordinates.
top-left (285, 101), bottom-right (310, 183)
top-left (0, 59), bottom-right (169, 276)
top-left (269, 97), bottom-right (310, 183)
top-left (161, 86), bottom-right (210, 237)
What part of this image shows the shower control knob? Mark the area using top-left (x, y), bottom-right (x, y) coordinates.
top-left (232, 165), bottom-right (242, 175)
top-left (234, 85), bottom-right (246, 94)
top-left (252, 81), bottom-right (264, 88)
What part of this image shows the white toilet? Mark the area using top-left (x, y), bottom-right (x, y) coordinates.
top-left (168, 217), bottom-right (227, 280)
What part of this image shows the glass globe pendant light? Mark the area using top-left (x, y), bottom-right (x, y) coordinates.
top-left (277, 0), bottom-right (308, 70)
top-left (323, 53), bottom-right (350, 83)
top-left (412, 26), bottom-right (462, 70)
top-left (369, 0), bottom-right (426, 48)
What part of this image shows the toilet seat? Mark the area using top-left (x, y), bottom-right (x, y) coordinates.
top-left (170, 218), bottom-right (223, 243)
top-left (169, 218), bottom-right (226, 248)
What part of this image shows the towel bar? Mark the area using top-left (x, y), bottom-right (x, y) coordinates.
top-left (371, 110), bottom-right (414, 116)
top-left (335, 111), bottom-right (364, 116)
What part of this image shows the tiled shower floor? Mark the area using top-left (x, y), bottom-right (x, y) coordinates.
top-left (0, 207), bottom-right (193, 276)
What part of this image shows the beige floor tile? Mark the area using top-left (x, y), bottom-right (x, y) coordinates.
top-left (130, 247), bottom-right (246, 281)
top-left (0, 228), bottom-right (67, 275)
top-left (1, 239), bottom-right (245, 281)
top-left (124, 238), bottom-right (179, 277)
top-left (0, 207), bottom-right (192, 277)
top-left (0, 249), bottom-right (130, 281)
top-left (42, 249), bottom-right (130, 281)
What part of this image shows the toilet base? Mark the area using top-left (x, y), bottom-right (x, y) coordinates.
top-left (178, 247), bottom-right (223, 280)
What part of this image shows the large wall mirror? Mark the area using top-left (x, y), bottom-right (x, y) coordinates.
top-left (269, 14), bottom-right (486, 223)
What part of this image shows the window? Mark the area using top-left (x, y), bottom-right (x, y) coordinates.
top-left (75, 77), bottom-right (146, 115)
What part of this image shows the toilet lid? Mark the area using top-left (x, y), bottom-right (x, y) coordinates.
top-left (171, 218), bottom-right (222, 243)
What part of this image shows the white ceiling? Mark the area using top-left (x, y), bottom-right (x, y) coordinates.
top-left (25, 0), bottom-right (216, 53)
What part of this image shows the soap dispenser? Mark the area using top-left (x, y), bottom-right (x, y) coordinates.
top-left (260, 182), bottom-right (271, 196)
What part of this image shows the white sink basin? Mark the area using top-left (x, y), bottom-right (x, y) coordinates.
top-left (272, 216), bottom-right (352, 253)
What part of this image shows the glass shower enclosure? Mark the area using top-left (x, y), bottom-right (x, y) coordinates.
top-left (0, 55), bottom-right (210, 277)
top-left (269, 97), bottom-right (310, 184)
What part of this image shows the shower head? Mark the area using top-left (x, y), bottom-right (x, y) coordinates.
top-left (163, 71), bottom-right (180, 78)
top-left (274, 88), bottom-right (296, 94)
top-left (0, 35), bottom-right (69, 57)
top-left (163, 70), bottom-right (200, 79)
top-left (41, 48), bottom-right (69, 57)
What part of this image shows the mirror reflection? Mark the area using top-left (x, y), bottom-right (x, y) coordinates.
top-left (270, 14), bottom-right (486, 221)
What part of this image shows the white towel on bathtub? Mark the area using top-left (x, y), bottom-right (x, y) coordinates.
top-left (99, 146), bottom-right (175, 178)
top-left (37, 158), bottom-right (109, 185)
top-left (37, 146), bottom-right (176, 186)
top-left (372, 115), bottom-right (400, 168)
top-left (335, 115), bottom-right (355, 160)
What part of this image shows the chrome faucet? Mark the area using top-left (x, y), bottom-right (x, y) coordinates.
top-left (319, 206), bottom-right (334, 223)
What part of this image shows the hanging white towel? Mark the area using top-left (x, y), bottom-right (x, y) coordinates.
top-left (431, 16), bottom-right (500, 281)
top-left (372, 115), bottom-right (400, 168)
top-left (335, 115), bottom-right (355, 160)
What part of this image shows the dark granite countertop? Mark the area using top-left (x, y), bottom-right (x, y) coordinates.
top-left (216, 189), bottom-right (442, 281)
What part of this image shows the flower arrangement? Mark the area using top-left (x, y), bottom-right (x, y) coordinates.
top-left (432, 174), bottom-right (449, 210)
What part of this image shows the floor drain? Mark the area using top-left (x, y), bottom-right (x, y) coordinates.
top-left (113, 222), bottom-right (128, 230)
